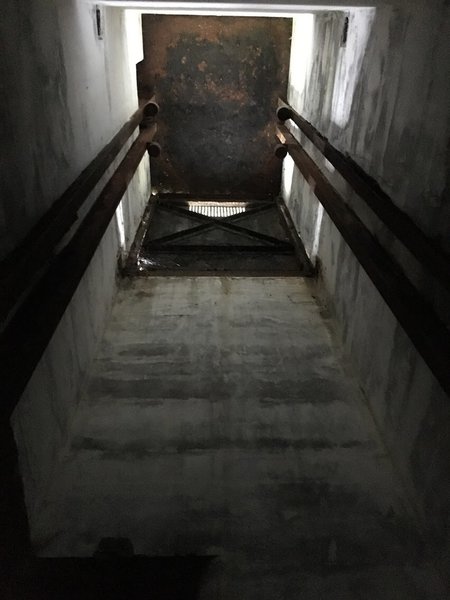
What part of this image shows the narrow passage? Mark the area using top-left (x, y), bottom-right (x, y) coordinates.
top-left (34, 277), bottom-right (441, 599)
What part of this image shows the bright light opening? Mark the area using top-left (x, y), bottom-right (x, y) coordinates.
top-left (331, 8), bottom-right (376, 128)
top-left (187, 201), bottom-right (249, 218)
top-left (115, 200), bottom-right (127, 252)
top-left (311, 202), bottom-right (324, 262)
top-left (287, 14), bottom-right (315, 112)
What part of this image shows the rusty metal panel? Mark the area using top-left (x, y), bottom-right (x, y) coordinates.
top-left (137, 16), bottom-right (292, 198)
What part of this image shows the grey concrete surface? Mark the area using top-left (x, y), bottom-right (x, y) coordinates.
top-left (32, 277), bottom-right (446, 598)
top-left (282, 5), bottom-right (450, 575)
top-left (6, 2), bottom-right (151, 523)
top-left (102, 0), bottom-right (432, 11)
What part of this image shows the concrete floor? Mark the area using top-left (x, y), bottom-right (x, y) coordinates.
top-left (33, 277), bottom-right (446, 598)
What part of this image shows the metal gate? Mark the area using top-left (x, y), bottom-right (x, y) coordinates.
top-left (128, 196), bottom-right (313, 276)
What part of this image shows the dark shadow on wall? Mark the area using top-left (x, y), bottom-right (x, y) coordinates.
top-left (5, 554), bottom-right (215, 599)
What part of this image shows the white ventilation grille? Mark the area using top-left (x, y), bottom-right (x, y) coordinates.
top-left (187, 202), bottom-right (248, 219)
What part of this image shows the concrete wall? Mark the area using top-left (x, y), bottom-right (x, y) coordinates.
top-left (282, 4), bottom-right (450, 565)
top-left (0, 1), bottom-right (150, 528)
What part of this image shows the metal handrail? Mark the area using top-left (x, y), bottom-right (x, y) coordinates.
top-left (0, 121), bottom-right (157, 417)
top-left (276, 120), bottom-right (450, 399)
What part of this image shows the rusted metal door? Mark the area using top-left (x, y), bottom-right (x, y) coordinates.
top-left (137, 16), bottom-right (292, 198)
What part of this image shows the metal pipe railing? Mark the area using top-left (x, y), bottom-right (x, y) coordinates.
top-left (277, 98), bottom-right (450, 293)
top-left (276, 120), bottom-right (450, 399)
top-left (0, 123), bottom-right (157, 418)
top-left (0, 99), bottom-right (155, 321)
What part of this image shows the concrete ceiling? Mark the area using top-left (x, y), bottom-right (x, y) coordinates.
top-left (98, 1), bottom-right (378, 15)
